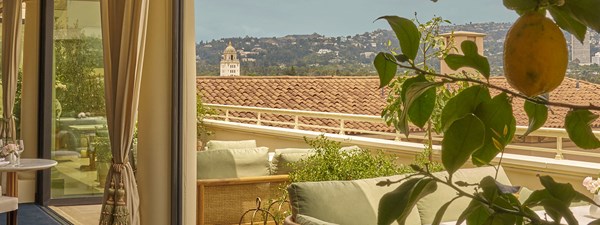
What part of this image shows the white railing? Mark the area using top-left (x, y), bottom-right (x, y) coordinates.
top-left (204, 103), bottom-right (600, 160)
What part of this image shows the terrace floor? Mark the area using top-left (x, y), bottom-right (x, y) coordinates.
top-left (50, 204), bottom-right (101, 225)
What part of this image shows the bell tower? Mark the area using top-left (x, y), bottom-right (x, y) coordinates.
top-left (220, 42), bottom-right (241, 76)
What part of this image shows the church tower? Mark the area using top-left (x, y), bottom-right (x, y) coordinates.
top-left (220, 42), bottom-right (241, 76)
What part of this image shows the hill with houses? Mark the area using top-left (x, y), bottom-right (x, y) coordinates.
top-left (196, 22), bottom-right (600, 82)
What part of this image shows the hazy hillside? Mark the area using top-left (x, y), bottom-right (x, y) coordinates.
top-left (196, 22), bottom-right (600, 82)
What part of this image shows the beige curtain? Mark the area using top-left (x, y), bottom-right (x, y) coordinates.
top-left (98, 0), bottom-right (148, 224)
top-left (1, 0), bottom-right (23, 141)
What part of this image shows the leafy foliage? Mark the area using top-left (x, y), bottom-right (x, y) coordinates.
top-left (374, 53), bottom-right (398, 88)
top-left (441, 114), bottom-right (485, 175)
top-left (375, 16), bottom-right (421, 61)
top-left (378, 178), bottom-right (437, 225)
top-left (379, 16), bottom-right (459, 169)
top-left (289, 136), bottom-right (405, 182)
top-left (444, 41), bottom-right (490, 78)
top-left (197, 91), bottom-right (216, 149)
top-left (565, 109), bottom-right (600, 149)
top-left (523, 100), bottom-right (548, 137)
top-left (54, 27), bottom-right (105, 117)
top-left (374, 0), bottom-right (600, 222)
top-left (94, 136), bottom-right (112, 163)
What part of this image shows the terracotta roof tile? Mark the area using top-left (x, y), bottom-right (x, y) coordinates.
top-left (197, 76), bottom-right (600, 132)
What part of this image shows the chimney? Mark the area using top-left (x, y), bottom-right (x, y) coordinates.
top-left (440, 31), bottom-right (486, 75)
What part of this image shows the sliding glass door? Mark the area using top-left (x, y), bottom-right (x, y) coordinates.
top-left (50, 0), bottom-right (109, 200)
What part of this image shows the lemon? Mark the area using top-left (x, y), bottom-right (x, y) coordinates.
top-left (503, 12), bottom-right (568, 97)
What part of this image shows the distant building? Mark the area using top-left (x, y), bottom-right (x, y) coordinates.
top-left (220, 42), bottom-right (240, 76)
top-left (317, 49), bottom-right (333, 54)
top-left (440, 31), bottom-right (486, 75)
top-left (571, 33), bottom-right (591, 65)
top-left (593, 52), bottom-right (600, 65)
top-left (360, 52), bottom-right (376, 58)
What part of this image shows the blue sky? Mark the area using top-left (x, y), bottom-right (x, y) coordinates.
top-left (195, 0), bottom-right (518, 42)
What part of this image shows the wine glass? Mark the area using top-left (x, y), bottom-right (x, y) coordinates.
top-left (15, 140), bottom-right (24, 166)
top-left (0, 140), bottom-right (4, 161)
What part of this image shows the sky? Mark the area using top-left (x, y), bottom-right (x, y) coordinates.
top-left (195, 0), bottom-right (518, 42)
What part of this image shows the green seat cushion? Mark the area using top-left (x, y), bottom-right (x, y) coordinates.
top-left (272, 148), bottom-right (314, 175)
top-left (205, 140), bottom-right (257, 151)
top-left (416, 166), bottom-right (512, 224)
top-left (288, 175), bottom-right (420, 225)
top-left (197, 147), bottom-right (269, 179)
top-left (295, 214), bottom-right (338, 225)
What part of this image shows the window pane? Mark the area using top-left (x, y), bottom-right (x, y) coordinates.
top-left (51, 0), bottom-right (108, 199)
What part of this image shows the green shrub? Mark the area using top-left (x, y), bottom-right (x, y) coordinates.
top-left (94, 136), bottom-right (112, 163)
top-left (289, 136), bottom-right (407, 182)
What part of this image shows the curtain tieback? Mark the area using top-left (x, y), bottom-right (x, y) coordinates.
top-left (111, 161), bottom-right (130, 173)
top-left (1, 116), bottom-right (14, 122)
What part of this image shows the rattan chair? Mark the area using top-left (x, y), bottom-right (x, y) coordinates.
top-left (197, 175), bottom-right (289, 225)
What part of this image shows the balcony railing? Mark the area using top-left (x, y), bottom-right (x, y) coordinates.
top-left (204, 103), bottom-right (600, 161)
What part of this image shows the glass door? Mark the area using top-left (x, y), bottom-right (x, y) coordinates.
top-left (50, 0), bottom-right (109, 200)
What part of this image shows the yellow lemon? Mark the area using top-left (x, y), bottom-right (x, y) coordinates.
top-left (504, 12), bottom-right (567, 97)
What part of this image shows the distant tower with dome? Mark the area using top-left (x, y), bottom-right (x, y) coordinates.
top-left (220, 42), bottom-right (240, 76)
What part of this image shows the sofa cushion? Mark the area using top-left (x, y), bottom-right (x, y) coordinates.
top-left (288, 174), bottom-right (420, 225)
top-left (295, 214), bottom-right (338, 225)
top-left (205, 140), bottom-right (257, 151)
top-left (416, 166), bottom-right (512, 224)
top-left (272, 148), bottom-right (314, 175)
top-left (197, 147), bottom-right (269, 179)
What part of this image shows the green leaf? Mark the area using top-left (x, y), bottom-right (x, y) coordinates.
top-left (456, 199), bottom-right (480, 224)
top-left (376, 16), bottom-right (421, 61)
top-left (540, 198), bottom-right (578, 225)
top-left (441, 85), bottom-right (491, 132)
top-left (431, 197), bottom-right (460, 225)
top-left (539, 175), bottom-right (578, 203)
top-left (549, 6), bottom-right (587, 43)
top-left (401, 75), bottom-right (437, 128)
top-left (472, 93), bottom-right (516, 166)
top-left (374, 53), bottom-right (397, 88)
top-left (523, 189), bottom-right (550, 207)
top-left (485, 214), bottom-right (517, 225)
top-left (479, 176), bottom-right (520, 209)
top-left (565, 109), bottom-right (600, 149)
top-left (398, 81), bottom-right (443, 137)
top-left (466, 200), bottom-right (492, 225)
top-left (554, 0), bottom-right (600, 36)
top-left (441, 114), bottom-right (485, 175)
top-left (443, 41), bottom-right (490, 78)
top-left (503, 0), bottom-right (537, 14)
top-left (522, 207), bottom-right (543, 222)
top-left (574, 191), bottom-right (599, 207)
top-left (378, 178), bottom-right (437, 225)
top-left (523, 100), bottom-right (548, 137)
top-left (395, 54), bottom-right (409, 63)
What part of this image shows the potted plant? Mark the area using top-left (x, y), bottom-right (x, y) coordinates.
top-left (94, 136), bottom-right (112, 187)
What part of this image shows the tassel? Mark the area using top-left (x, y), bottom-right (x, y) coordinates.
top-left (112, 179), bottom-right (130, 225)
top-left (99, 180), bottom-right (116, 225)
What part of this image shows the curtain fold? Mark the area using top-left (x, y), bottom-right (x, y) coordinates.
top-left (99, 0), bottom-right (148, 224)
top-left (1, 0), bottom-right (23, 141)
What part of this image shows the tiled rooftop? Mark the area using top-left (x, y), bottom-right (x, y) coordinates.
top-left (197, 76), bottom-right (600, 131)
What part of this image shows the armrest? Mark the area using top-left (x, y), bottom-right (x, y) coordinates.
top-left (197, 174), bottom-right (289, 187)
top-left (197, 175), bottom-right (290, 225)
